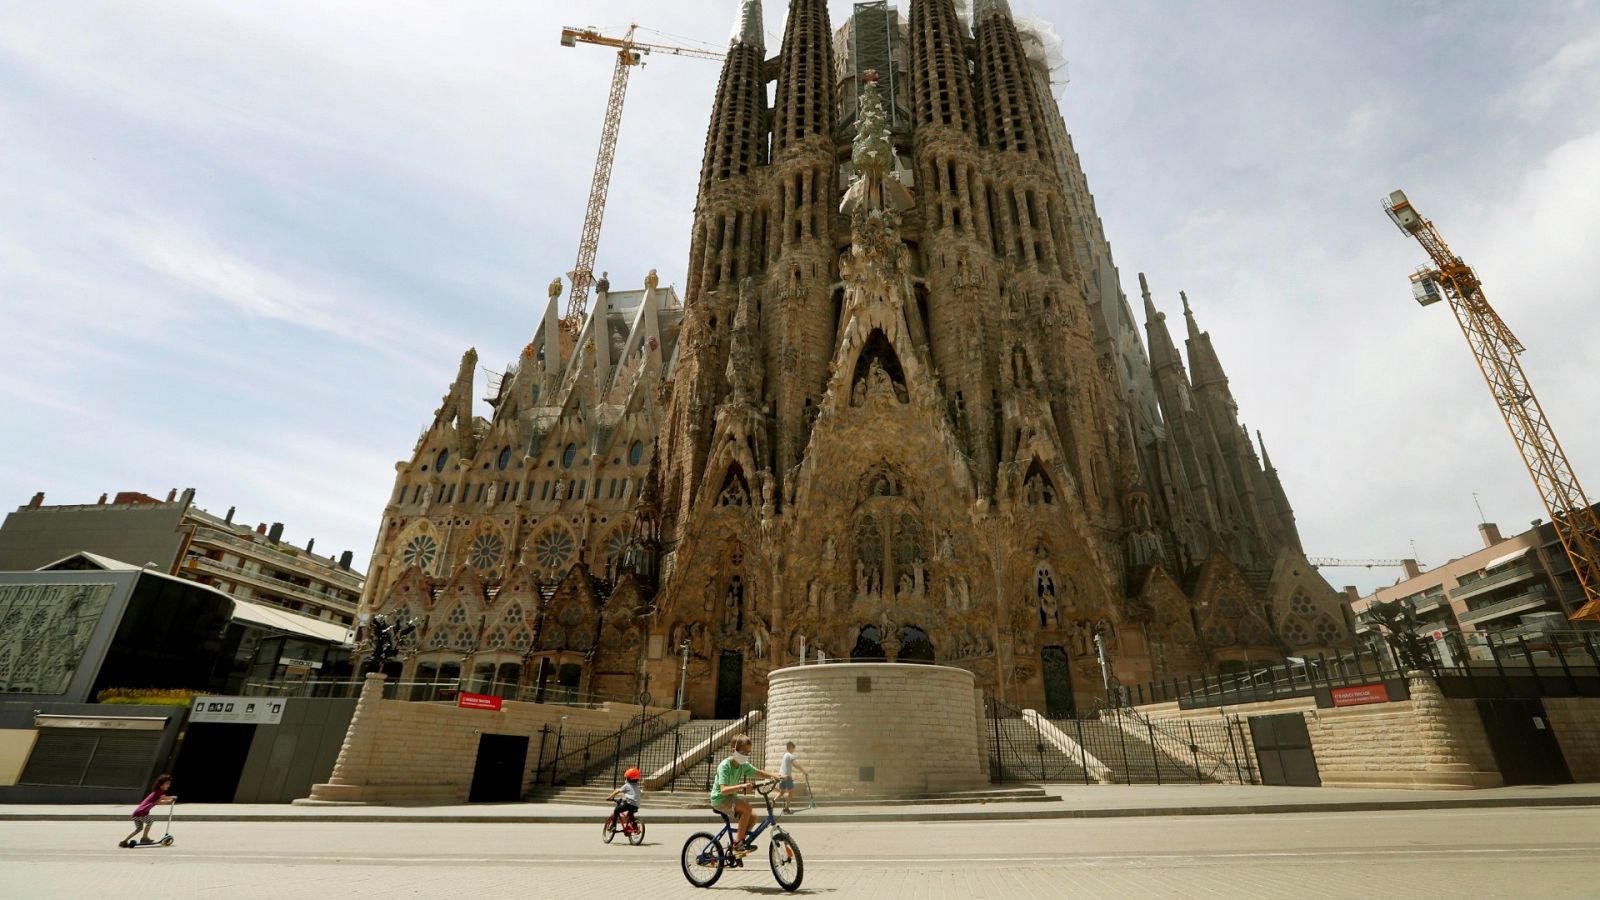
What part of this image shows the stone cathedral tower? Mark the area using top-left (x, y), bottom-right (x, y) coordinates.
top-left (357, 0), bottom-right (1352, 719)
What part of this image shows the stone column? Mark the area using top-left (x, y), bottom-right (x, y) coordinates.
top-left (1405, 670), bottom-right (1502, 789)
top-left (297, 672), bottom-right (385, 804)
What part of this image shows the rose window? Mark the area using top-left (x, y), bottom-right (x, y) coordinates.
top-left (1290, 592), bottom-right (1318, 616)
top-left (467, 533), bottom-right (505, 571)
top-left (1314, 615), bottom-right (1345, 644)
top-left (534, 530), bottom-right (575, 570)
top-left (401, 534), bottom-right (439, 570)
top-left (605, 532), bottom-right (630, 568)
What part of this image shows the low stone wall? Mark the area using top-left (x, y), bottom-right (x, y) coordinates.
top-left (300, 674), bottom-right (684, 804)
top-left (1546, 697), bottom-right (1600, 782)
top-left (765, 663), bottom-right (986, 797)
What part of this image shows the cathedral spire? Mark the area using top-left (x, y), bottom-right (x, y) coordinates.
top-left (1181, 291), bottom-right (1231, 391)
top-left (973, 0), bottom-right (1049, 161)
top-left (697, 0), bottom-right (769, 194)
top-left (1140, 273), bottom-right (1182, 374)
top-left (773, 0), bottom-right (835, 155)
top-left (909, 0), bottom-right (977, 135)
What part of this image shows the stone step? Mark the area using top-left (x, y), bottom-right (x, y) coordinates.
top-left (524, 784), bottom-right (1057, 808)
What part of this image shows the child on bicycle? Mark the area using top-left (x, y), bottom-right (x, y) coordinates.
top-left (709, 733), bottom-right (778, 854)
top-left (605, 767), bottom-right (643, 828)
top-left (776, 741), bottom-right (807, 814)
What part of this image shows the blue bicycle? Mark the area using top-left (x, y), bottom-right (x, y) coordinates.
top-left (680, 777), bottom-right (803, 892)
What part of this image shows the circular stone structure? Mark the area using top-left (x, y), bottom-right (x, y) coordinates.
top-left (764, 663), bottom-right (986, 798)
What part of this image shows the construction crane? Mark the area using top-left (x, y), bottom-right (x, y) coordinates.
top-left (558, 24), bottom-right (723, 337)
top-left (1384, 189), bottom-right (1600, 622)
top-left (1307, 558), bottom-right (1415, 570)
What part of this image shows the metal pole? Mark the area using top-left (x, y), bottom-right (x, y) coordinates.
top-left (1115, 713), bottom-right (1131, 785)
top-left (1186, 720), bottom-right (1203, 784)
top-left (675, 640), bottom-right (691, 710)
top-left (991, 705), bottom-right (1003, 783)
top-left (1146, 718), bottom-right (1161, 785)
top-left (1075, 718), bottom-right (1090, 785)
top-left (669, 727), bottom-right (681, 793)
top-left (1518, 636), bottom-right (1543, 695)
top-left (1552, 631), bottom-right (1577, 693)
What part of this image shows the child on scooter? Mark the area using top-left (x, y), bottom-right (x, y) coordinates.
top-left (121, 774), bottom-right (174, 847)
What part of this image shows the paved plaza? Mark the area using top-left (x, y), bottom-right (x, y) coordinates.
top-left (4, 805), bottom-right (1598, 898)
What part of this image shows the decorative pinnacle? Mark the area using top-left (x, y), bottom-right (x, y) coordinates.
top-left (971, 0), bottom-right (1013, 23)
top-left (731, 0), bottom-right (764, 51)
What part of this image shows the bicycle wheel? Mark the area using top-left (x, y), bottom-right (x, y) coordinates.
top-left (681, 832), bottom-right (726, 888)
top-left (768, 831), bottom-right (803, 892)
top-left (627, 820), bottom-right (646, 846)
top-left (602, 816), bottom-right (617, 844)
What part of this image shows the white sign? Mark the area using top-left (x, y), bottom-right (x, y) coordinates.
top-left (190, 695), bottom-right (286, 725)
top-left (279, 656), bottom-right (324, 670)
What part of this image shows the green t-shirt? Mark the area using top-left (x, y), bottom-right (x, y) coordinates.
top-left (709, 757), bottom-right (759, 807)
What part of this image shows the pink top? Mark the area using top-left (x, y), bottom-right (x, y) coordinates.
top-left (132, 789), bottom-right (165, 817)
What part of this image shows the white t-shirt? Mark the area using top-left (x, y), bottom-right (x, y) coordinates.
top-left (619, 782), bottom-right (641, 805)
top-left (779, 752), bottom-right (795, 777)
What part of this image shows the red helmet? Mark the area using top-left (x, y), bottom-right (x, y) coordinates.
top-left (625, 768), bottom-right (642, 781)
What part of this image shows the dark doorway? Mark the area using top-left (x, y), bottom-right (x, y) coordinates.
top-left (1249, 713), bottom-right (1320, 787)
top-left (851, 626), bottom-right (885, 661)
top-left (899, 626), bottom-right (934, 663)
top-left (1041, 646), bottom-right (1074, 718)
top-left (1476, 698), bottom-right (1572, 786)
top-left (171, 722), bottom-right (258, 803)
top-left (715, 650), bottom-right (744, 719)
top-left (468, 733), bottom-right (529, 802)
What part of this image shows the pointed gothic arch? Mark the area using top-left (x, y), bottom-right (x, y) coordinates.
top-left (849, 329), bottom-right (909, 405)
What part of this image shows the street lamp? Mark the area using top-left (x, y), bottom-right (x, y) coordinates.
top-left (675, 639), bottom-right (692, 710)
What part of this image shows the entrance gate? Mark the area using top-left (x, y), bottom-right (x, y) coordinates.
top-left (1248, 713), bottom-right (1320, 787)
top-left (468, 733), bottom-right (529, 802)
top-left (715, 650), bottom-right (744, 719)
top-left (1476, 698), bottom-right (1571, 785)
top-left (1041, 646), bottom-right (1074, 718)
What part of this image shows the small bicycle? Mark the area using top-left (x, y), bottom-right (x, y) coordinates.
top-left (680, 778), bottom-right (803, 892)
top-left (602, 805), bottom-right (646, 846)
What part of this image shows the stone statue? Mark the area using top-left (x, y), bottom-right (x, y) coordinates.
top-left (749, 614), bottom-right (772, 658)
top-left (724, 575), bottom-right (744, 632)
top-left (548, 277), bottom-right (563, 300)
top-left (597, 271), bottom-right (610, 294)
top-left (644, 268), bottom-right (659, 291)
top-left (822, 537), bottom-right (836, 561)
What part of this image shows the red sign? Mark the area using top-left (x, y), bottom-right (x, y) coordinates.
top-left (458, 692), bottom-right (503, 711)
top-left (1330, 684), bottom-right (1389, 708)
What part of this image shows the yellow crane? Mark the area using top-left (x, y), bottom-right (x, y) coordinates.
top-left (1384, 189), bottom-right (1600, 621)
top-left (558, 24), bottom-right (723, 336)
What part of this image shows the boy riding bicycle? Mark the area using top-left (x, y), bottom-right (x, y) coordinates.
top-left (606, 768), bottom-right (643, 828)
top-left (709, 734), bottom-right (778, 854)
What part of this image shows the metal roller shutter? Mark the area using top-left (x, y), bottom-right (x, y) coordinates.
top-left (20, 730), bottom-right (160, 788)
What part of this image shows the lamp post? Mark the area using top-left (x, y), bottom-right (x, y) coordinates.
top-left (675, 639), bottom-right (692, 710)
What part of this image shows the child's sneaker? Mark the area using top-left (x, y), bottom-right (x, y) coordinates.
top-left (138, 838), bottom-right (154, 845)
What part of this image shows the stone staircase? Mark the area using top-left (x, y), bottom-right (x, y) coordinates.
top-left (1072, 718), bottom-right (1209, 784)
top-left (524, 717), bottom-right (750, 806)
top-left (989, 716), bottom-right (1094, 784)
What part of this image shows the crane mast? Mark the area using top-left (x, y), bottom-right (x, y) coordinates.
top-left (1384, 190), bottom-right (1600, 621)
top-left (558, 25), bottom-right (723, 338)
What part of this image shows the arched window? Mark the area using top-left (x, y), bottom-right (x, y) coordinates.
top-left (497, 447), bottom-right (511, 471)
top-left (562, 443), bottom-right (578, 468)
top-left (434, 449), bottom-right (450, 472)
top-left (851, 625), bottom-right (885, 661)
top-left (899, 626), bottom-right (935, 663)
top-left (629, 440), bottom-right (645, 466)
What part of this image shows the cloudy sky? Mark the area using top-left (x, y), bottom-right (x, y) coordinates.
top-left (2, 1), bottom-right (1597, 594)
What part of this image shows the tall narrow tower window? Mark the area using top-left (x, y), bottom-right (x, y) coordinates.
top-left (562, 443), bottom-right (578, 468)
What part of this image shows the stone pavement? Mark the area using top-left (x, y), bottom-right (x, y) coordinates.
top-left (6, 782), bottom-right (1600, 823)
top-left (4, 806), bottom-right (1599, 898)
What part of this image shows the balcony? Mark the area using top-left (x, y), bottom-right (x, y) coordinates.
top-left (1412, 593), bottom-right (1448, 615)
top-left (1457, 588), bottom-right (1555, 626)
top-left (1450, 564), bottom-right (1539, 602)
top-left (190, 526), bottom-right (363, 590)
top-left (187, 555), bottom-right (356, 615)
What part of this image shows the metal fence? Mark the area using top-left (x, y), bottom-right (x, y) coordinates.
top-left (1124, 647), bottom-right (1410, 710)
top-left (987, 698), bottom-right (1255, 786)
top-left (241, 677), bottom-right (642, 708)
top-left (530, 709), bottom-right (766, 792)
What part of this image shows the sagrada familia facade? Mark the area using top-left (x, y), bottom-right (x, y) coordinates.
top-left (357, 0), bottom-right (1354, 718)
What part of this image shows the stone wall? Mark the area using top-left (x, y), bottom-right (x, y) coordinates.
top-left (300, 674), bottom-right (684, 804)
top-left (764, 663), bottom-right (985, 797)
top-left (1546, 697), bottom-right (1600, 782)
